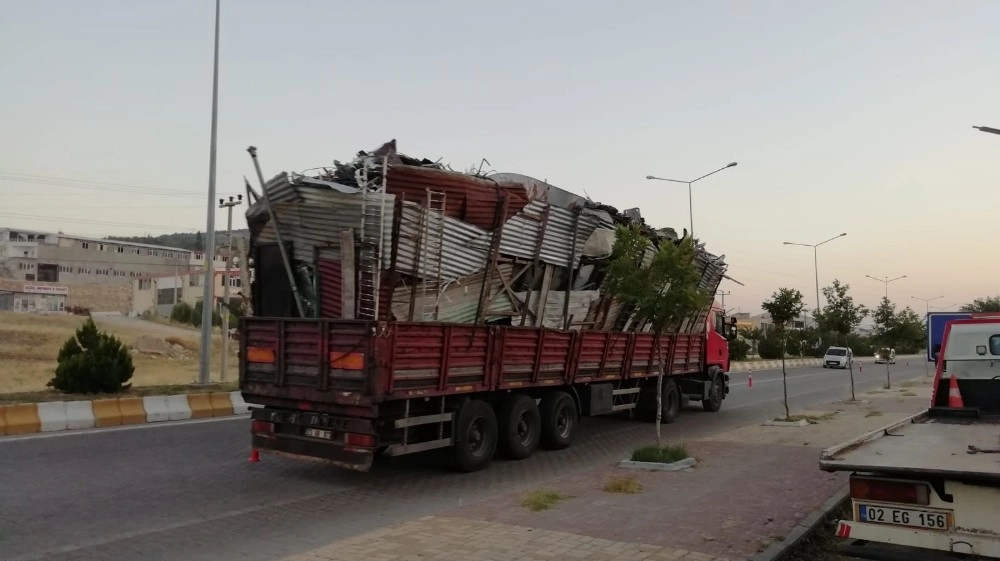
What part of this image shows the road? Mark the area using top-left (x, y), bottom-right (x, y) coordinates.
top-left (0, 361), bottom-right (930, 561)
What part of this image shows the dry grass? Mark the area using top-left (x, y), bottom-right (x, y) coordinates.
top-left (521, 490), bottom-right (571, 512)
top-left (0, 312), bottom-right (233, 394)
top-left (603, 475), bottom-right (642, 494)
top-left (776, 412), bottom-right (838, 424)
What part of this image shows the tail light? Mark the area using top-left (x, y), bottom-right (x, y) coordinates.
top-left (850, 476), bottom-right (930, 505)
top-left (247, 347), bottom-right (276, 364)
top-left (344, 433), bottom-right (375, 447)
top-left (330, 352), bottom-right (365, 370)
top-left (251, 420), bottom-right (274, 434)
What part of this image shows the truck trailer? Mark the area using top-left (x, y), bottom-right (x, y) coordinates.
top-left (239, 140), bottom-right (736, 472)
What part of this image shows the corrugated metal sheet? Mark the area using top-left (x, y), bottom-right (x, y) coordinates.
top-left (467, 201), bottom-right (602, 269)
top-left (515, 290), bottom-right (601, 330)
top-left (390, 265), bottom-right (516, 323)
top-left (317, 257), bottom-right (343, 319)
top-left (386, 165), bottom-right (530, 229)
top-left (394, 201), bottom-right (488, 282)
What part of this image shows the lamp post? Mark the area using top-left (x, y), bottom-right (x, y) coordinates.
top-left (912, 295), bottom-right (943, 377)
top-left (218, 195), bottom-right (242, 382)
top-left (645, 162), bottom-right (737, 238)
top-left (866, 274), bottom-right (907, 300)
top-left (782, 233), bottom-right (847, 319)
top-left (197, 0), bottom-right (222, 386)
top-left (974, 125), bottom-right (1000, 136)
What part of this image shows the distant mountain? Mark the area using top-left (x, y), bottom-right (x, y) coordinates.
top-left (108, 230), bottom-right (249, 251)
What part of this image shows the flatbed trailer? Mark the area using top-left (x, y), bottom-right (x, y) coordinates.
top-left (820, 318), bottom-right (1000, 560)
top-left (242, 313), bottom-right (732, 472)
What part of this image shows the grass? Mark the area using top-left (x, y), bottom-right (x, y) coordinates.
top-left (631, 444), bottom-right (690, 463)
top-left (603, 475), bottom-right (642, 494)
top-left (775, 412), bottom-right (838, 424)
top-left (0, 382), bottom-right (240, 405)
top-left (0, 312), bottom-right (232, 394)
top-left (865, 410), bottom-right (883, 418)
top-left (521, 490), bottom-right (571, 512)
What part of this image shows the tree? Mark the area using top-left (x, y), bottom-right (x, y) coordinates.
top-left (738, 327), bottom-right (762, 357)
top-left (814, 280), bottom-right (868, 400)
top-left (960, 296), bottom-right (1000, 313)
top-left (49, 318), bottom-right (134, 394)
top-left (761, 288), bottom-right (805, 419)
top-left (603, 225), bottom-right (710, 446)
top-left (195, 231), bottom-right (204, 251)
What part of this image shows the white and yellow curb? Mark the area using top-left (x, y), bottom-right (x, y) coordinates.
top-left (729, 354), bottom-right (924, 373)
top-left (0, 391), bottom-right (256, 436)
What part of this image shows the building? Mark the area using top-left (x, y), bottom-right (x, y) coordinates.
top-left (747, 312), bottom-right (816, 333)
top-left (0, 283), bottom-right (68, 312)
top-left (131, 269), bottom-right (247, 317)
top-left (0, 227), bottom-right (194, 285)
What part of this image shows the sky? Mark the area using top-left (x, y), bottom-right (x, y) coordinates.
top-left (1, 0), bottom-right (998, 316)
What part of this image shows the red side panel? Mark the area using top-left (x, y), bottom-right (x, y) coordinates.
top-left (318, 259), bottom-right (343, 319)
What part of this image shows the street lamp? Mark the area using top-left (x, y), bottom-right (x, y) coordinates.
top-left (866, 274), bottom-right (907, 300)
top-left (783, 233), bottom-right (847, 317)
top-left (974, 125), bottom-right (1000, 136)
top-left (912, 295), bottom-right (943, 378)
top-left (197, 0), bottom-right (222, 386)
top-left (645, 162), bottom-right (737, 238)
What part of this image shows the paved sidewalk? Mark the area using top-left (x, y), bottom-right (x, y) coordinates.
top-left (283, 379), bottom-right (933, 561)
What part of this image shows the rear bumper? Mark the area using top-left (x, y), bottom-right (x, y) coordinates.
top-left (250, 408), bottom-right (376, 472)
top-left (252, 433), bottom-right (375, 472)
top-left (835, 520), bottom-right (1000, 558)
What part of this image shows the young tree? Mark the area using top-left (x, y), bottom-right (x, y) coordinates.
top-left (603, 225), bottom-right (711, 446)
top-left (738, 327), bottom-right (763, 357)
top-left (814, 280), bottom-right (868, 400)
top-left (960, 296), bottom-right (1000, 313)
top-left (761, 288), bottom-right (805, 419)
top-left (49, 318), bottom-right (134, 394)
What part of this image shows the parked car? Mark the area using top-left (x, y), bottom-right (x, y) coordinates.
top-left (822, 346), bottom-right (853, 369)
top-left (874, 347), bottom-right (896, 364)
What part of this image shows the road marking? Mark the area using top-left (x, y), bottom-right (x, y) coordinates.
top-left (0, 414), bottom-right (248, 444)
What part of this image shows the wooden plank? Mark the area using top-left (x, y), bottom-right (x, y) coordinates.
top-left (339, 229), bottom-right (356, 320)
top-left (535, 264), bottom-right (553, 328)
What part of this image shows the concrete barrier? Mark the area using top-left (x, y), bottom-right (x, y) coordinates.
top-left (65, 400), bottom-right (96, 430)
top-left (186, 393), bottom-right (214, 419)
top-left (142, 396), bottom-right (170, 423)
top-left (4, 404), bottom-right (41, 435)
top-left (165, 394), bottom-right (192, 421)
top-left (37, 401), bottom-right (68, 432)
top-left (229, 391), bottom-right (253, 415)
top-left (118, 397), bottom-right (146, 425)
top-left (91, 398), bottom-right (123, 427)
top-left (209, 392), bottom-right (234, 417)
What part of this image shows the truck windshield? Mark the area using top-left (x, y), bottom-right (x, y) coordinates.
top-left (826, 348), bottom-right (847, 356)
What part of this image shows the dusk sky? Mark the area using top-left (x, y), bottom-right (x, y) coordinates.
top-left (1, 0), bottom-right (997, 315)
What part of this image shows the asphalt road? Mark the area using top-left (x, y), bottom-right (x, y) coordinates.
top-left (0, 360), bottom-right (931, 561)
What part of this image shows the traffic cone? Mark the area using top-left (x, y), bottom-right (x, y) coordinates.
top-left (948, 375), bottom-right (965, 408)
top-left (248, 448), bottom-right (261, 463)
top-left (748, 369), bottom-right (752, 388)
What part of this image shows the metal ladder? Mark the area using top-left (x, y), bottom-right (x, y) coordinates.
top-left (357, 158), bottom-right (389, 321)
top-left (419, 189), bottom-right (446, 321)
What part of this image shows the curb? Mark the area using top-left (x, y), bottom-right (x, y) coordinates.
top-left (729, 354), bottom-right (923, 374)
top-left (749, 485), bottom-right (850, 561)
top-left (0, 391), bottom-right (257, 436)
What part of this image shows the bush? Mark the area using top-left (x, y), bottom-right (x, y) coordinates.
top-left (631, 444), bottom-right (689, 463)
top-left (49, 318), bottom-right (134, 394)
top-left (729, 337), bottom-right (750, 361)
top-left (170, 302), bottom-right (194, 324)
top-left (192, 300), bottom-right (222, 328)
top-left (756, 335), bottom-right (784, 359)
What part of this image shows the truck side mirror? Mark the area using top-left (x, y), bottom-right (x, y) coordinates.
top-left (726, 325), bottom-right (738, 341)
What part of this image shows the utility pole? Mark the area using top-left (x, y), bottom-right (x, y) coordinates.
top-left (218, 195), bottom-right (242, 382)
top-left (197, 0), bottom-right (221, 386)
top-left (717, 290), bottom-right (730, 311)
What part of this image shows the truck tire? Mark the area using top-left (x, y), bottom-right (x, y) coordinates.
top-left (498, 394), bottom-right (541, 460)
top-left (702, 370), bottom-right (724, 413)
top-left (452, 399), bottom-right (498, 472)
top-left (662, 379), bottom-right (681, 424)
top-left (539, 391), bottom-right (577, 450)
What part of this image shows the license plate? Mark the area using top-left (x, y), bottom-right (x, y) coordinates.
top-left (858, 504), bottom-right (951, 530)
top-left (304, 428), bottom-right (333, 440)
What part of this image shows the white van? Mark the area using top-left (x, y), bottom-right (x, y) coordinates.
top-left (822, 346), bottom-right (853, 369)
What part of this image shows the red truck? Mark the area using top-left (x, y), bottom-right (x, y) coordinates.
top-left (239, 141), bottom-right (736, 472)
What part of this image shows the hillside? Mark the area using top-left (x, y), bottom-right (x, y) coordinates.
top-left (108, 230), bottom-right (249, 251)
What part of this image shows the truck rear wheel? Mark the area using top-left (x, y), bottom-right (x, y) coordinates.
top-left (498, 394), bottom-right (541, 460)
top-left (539, 391), bottom-right (577, 450)
top-left (452, 399), bottom-right (498, 472)
top-left (661, 379), bottom-right (681, 424)
top-left (702, 370), bottom-right (724, 413)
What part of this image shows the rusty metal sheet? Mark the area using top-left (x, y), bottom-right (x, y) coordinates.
top-left (317, 256), bottom-right (343, 319)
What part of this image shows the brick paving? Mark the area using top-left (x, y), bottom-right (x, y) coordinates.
top-left (279, 379), bottom-right (934, 561)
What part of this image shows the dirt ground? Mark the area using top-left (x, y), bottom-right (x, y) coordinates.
top-left (0, 312), bottom-right (236, 393)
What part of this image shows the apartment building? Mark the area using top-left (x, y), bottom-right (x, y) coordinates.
top-left (132, 269), bottom-right (246, 317)
top-left (0, 227), bottom-right (193, 285)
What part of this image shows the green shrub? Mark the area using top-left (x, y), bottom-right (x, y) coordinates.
top-left (631, 444), bottom-right (689, 463)
top-left (170, 302), bottom-right (194, 324)
top-left (756, 336), bottom-right (784, 359)
top-left (192, 300), bottom-right (222, 328)
top-left (729, 337), bottom-right (750, 361)
top-left (49, 318), bottom-right (134, 394)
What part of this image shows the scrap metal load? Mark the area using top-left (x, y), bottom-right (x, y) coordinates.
top-left (245, 140), bottom-right (727, 334)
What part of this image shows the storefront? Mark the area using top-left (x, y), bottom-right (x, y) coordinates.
top-left (0, 284), bottom-right (68, 312)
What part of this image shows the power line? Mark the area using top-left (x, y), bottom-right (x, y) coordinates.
top-left (0, 212), bottom-right (196, 232)
top-left (10, 205), bottom-right (204, 210)
top-left (0, 171), bottom-right (204, 195)
top-left (0, 173), bottom-right (204, 198)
